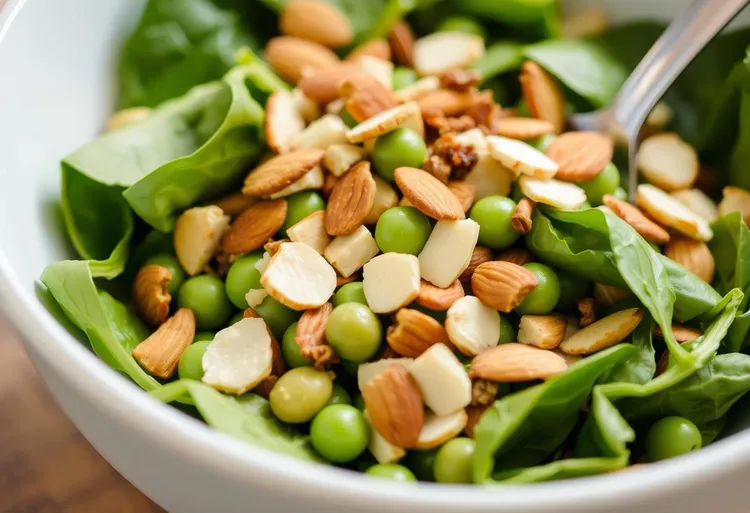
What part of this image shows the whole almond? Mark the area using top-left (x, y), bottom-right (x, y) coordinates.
top-left (394, 167), bottom-right (466, 220)
top-left (459, 246), bottom-right (494, 282)
top-left (496, 247), bottom-right (535, 267)
top-left (363, 365), bottom-right (424, 448)
top-left (469, 343), bottom-right (568, 382)
top-left (296, 302), bottom-right (338, 369)
top-left (417, 89), bottom-right (472, 117)
top-left (132, 309), bottom-right (196, 379)
top-left (415, 279), bottom-right (465, 311)
top-left (511, 198), bottom-right (535, 234)
top-left (386, 308), bottom-right (449, 358)
top-left (221, 199), bottom-right (288, 254)
top-left (347, 39), bottom-right (391, 63)
top-left (517, 314), bottom-right (567, 349)
top-left (603, 194), bottom-right (671, 244)
top-left (279, 0), bottom-right (353, 49)
top-left (243, 148), bottom-right (325, 197)
top-left (325, 161), bottom-right (377, 235)
top-left (340, 73), bottom-right (397, 122)
top-left (471, 261), bottom-right (538, 312)
top-left (664, 235), bottom-right (715, 283)
top-left (546, 131), bottom-right (614, 182)
top-left (133, 264), bottom-right (172, 326)
top-left (447, 181), bottom-right (476, 212)
top-left (559, 308), bottom-right (643, 355)
top-left (496, 117), bottom-right (556, 140)
top-left (520, 61), bottom-right (565, 133)
top-left (388, 21), bottom-right (415, 67)
top-left (265, 36), bottom-right (340, 83)
top-left (299, 64), bottom-right (358, 104)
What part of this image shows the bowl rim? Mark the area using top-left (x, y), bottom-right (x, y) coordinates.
top-left (2, 0), bottom-right (750, 510)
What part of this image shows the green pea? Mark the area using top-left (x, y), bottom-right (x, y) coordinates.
top-left (177, 275), bottom-right (233, 330)
top-left (393, 67), bottom-right (418, 90)
top-left (340, 108), bottom-right (358, 128)
top-left (529, 133), bottom-right (556, 152)
top-left (177, 340), bottom-right (211, 380)
top-left (325, 303), bottom-right (382, 362)
top-left (225, 252), bottom-right (264, 309)
top-left (515, 263), bottom-right (561, 315)
top-left (434, 438), bottom-right (475, 483)
top-left (499, 314), bottom-right (516, 343)
top-left (556, 272), bottom-right (590, 312)
top-left (365, 464), bottom-right (417, 482)
top-left (332, 282), bottom-right (368, 307)
top-left (341, 359), bottom-right (360, 377)
top-left (470, 196), bottom-right (520, 250)
top-left (281, 322), bottom-right (312, 368)
top-left (645, 416), bottom-right (702, 462)
top-left (373, 128), bottom-right (427, 182)
top-left (408, 448), bottom-right (438, 481)
top-left (194, 331), bottom-right (215, 343)
top-left (255, 295), bottom-right (301, 340)
top-left (354, 393), bottom-right (366, 411)
top-left (325, 383), bottom-right (352, 406)
top-left (437, 16), bottom-right (487, 38)
top-left (375, 207), bottom-right (432, 255)
top-left (269, 367), bottom-right (333, 424)
top-left (578, 162), bottom-right (620, 205)
top-left (281, 191), bottom-right (326, 234)
top-left (145, 254), bottom-right (186, 296)
top-left (310, 405), bottom-right (368, 462)
top-left (613, 187), bottom-right (629, 201)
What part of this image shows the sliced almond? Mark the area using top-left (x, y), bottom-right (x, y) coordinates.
top-left (387, 308), bottom-right (450, 357)
top-left (261, 242), bottom-right (337, 310)
top-left (279, 0), bottom-right (353, 49)
top-left (395, 167), bottom-right (466, 220)
top-left (511, 198), bottom-right (535, 235)
top-left (245, 289), bottom-right (269, 309)
top-left (546, 131), bottom-right (614, 182)
top-left (671, 189), bottom-right (718, 223)
top-left (364, 175), bottom-right (399, 224)
top-left (363, 253), bottom-right (421, 313)
top-left (416, 409), bottom-right (468, 450)
top-left (298, 64), bottom-right (358, 104)
top-left (636, 184), bottom-right (713, 241)
top-left (393, 76), bottom-right (441, 103)
top-left (593, 283), bottom-right (632, 307)
top-left (459, 245), bottom-right (494, 282)
top-left (105, 106), bottom-right (151, 132)
top-left (646, 102), bottom-right (674, 129)
top-left (496, 247), bottom-right (535, 267)
top-left (471, 261), bottom-right (538, 313)
top-left (346, 101), bottom-right (423, 143)
top-left (358, 358), bottom-right (414, 391)
top-left (324, 225), bottom-right (380, 278)
top-left (364, 411), bottom-right (407, 464)
top-left (347, 39), bottom-right (391, 63)
top-left (578, 298), bottom-right (597, 328)
top-left (410, 343), bottom-right (472, 416)
top-left (415, 279), bottom-right (464, 311)
top-left (520, 61), bottom-right (566, 133)
top-left (221, 199), bottom-right (288, 255)
top-left (559, 308), bottom-right (643, 355)
top-left (292, 88), bottom-right (322, 123)
top-left (266, 90), bottom-right (306, 154)
top-left (637, 133), bottom-right (698, 191)
top-left (355, 56), bottom-right (394, 91)
top-left (456, 129), bottom-right (513, 199)
top-left (133, 265), bottom-right (172, 326)
top-left (517, 314), bottom-right (567, 349)
top-left (469, 343), bottom-right (568, 382)
top-left (201, 317), bottom-right (273, 394)
top-left (439, 69), bottom-right (482, 93)
top-left (413, 32), bottom-right (485, 76)
top-left (654, 323), bottom-right (702, 342)
top-left (243, 148), bottom-right (325, 197)
top-left (495, 117), bottom-right (556, 140)
top-left (292, 114), bottom-right (348, 150)
top-left (325, 161), bottom-right (376, 236)
top-left (664, 235), bottom-right (715, 283)
top-left (446, 295), bottom-right (501, 356)
top-left (340, 73), bottom-right (397, 123)
top-left (718, 186), bottom-right (750, 225)
top-left (487, 135), bottom-right (559, 179)
top-left (389, 21), bottom-right (415, 67)
top-left (269, 165), bottom-right (325, 200)
top-left (286, 210), bottom-right (329, 254)
top-left (602, 194), bottom-right (671, 244)
top-left (174, 206), bottom-right (230, 276)
top-left (296, 303), bottom-right (338, 369)
top-left (209, 192), bottom-right (257, 218)
top-left (132, 308), bottom-right (195, 379)
top-left (265, 36), bottom-right (340, 84)
top-left (363, 364), bottom-right (424, 448)
top-left (518, 176), bottom-right (587, 210)
top-left (417, 89), bottom-right (472, 117)
top-left (447, 181), bottom-right (475, 212)
top-left (324, 143), bottom-right (366, 177)
top-left (419, 219), bottom-right (480, 288)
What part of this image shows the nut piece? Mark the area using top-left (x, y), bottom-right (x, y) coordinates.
top-left (324, 225), bottom-right (380, 278)
top-left (471, 379), bottom-right (499, 406)
top-left (671, 189), bottom-right (718, 222)
top-left (446, 296), bottom-right (501, 356)
top-left (487, 135), bottom-right (559, 179)
top-left (410, 343), bottom-right (472, 416)
top-left (593, 283), bottom-right (632, 307)
top-left (363, 365), bottom-right (424, 448)
top-left (346, 101), bottom-right (423, 143)
top-left (174, 206), bottom-right (230, 276)
top-left (292, 114), bottom-right (348, 150)
top-left (298, 64), bottom-right (358, 104)
top-left (264, 237), bottom-right (286, 256)
top-left (340, 73), bottom-right (397, 122)
top-left (495, 117), bottom-right (555, 140)
top-left (520, 61), bottom-right (566, 133)
top-left (265, 36), bottom-right (340, 83)
top-left (253, 333), bottom-right (287, 399)
top-left (365, 175), bottom-right (399, 224)
top-left (358, 358), bottom-right (414, 391)
top-left (517, 314), bottom-right (567, 349)
top-left (415, 409), bottom-right (468, 450)
top-left (448, 181), bottom-right (476, 212)
top-left (389, 21), bottom-right (415, 67)
top-left (636, 184), bottom-right (713, 241)
top-left (292, 88), bottom-right (322, 123)
top-left (363, 253), bottom-right (421, 314)
top-left (440, 68), bottom-right (482, 92)
top-left (395, 167), bottom-right (466, 220)
top-left (324, 143), bottom-right (366, 177)
top-left (417, 90), bottom-right (472, 117)
top-left (469, 343), bottom-right (568, 382)
top-left (393, 76), bottom-right (441, 103)
top-left (419, 219), bottom-right (480, 288)
top-left (387, 309), bottom-right (449, 358)
top-left (496, 247), bottom-right (535, 267)
top-left (325, 161), bottom-right (377, 236)
top-left (133, 265), bottom-right (172, 326)
top-left (132, 308), bottom-right (195, 379)
top-left (296, 303), bottom-right (338, 369)
top-left (637, 133), bottom-right (699, 191)
top-left (578, 298), bottom-right (597, 328)
top-left (559, 308), bottom-right (643, 355)
top-left (269, 165), bottom-right (325, 200)
top-left (718, 186), bottom-right (750, 225)
top-left (471, 261), bottom-right (539, 313)
top-left (545, 131), bottom-right (614, 182)
top-left (279, 0), bottom-right (353, 48)
top-left (603, 194), bottom-right (671, 244)
top-left (664, 235), bottom-right (715, 283)
top-left (455, 129), bottom-right (513, 200)
top-left (355, 56), bottom-right (394, 91)
top-left (459, 246), bottom-right (494, 282)
top-left (413, 32), bottom-right (485, 76)
top-left (287, 210), bottom-right (330, 254)
top-left (654, 323), bottom-right (702, 342)
top-left (518, 176), bottom-right (587, 210)
top-left (364, 411), bottom-right (406, 464)
top-left (221, 199), bottom-right (288, 255)
top-left (261, 242), bottom-right (337, 310)
top-left (347, 39), bottom-right (391, 63)
top-left (243, 148), bottom-right (325, 197)
top-left (209, 192), bottom-right (257, 218)
top-left (415, 279), bottom-right (465, 311)
top-left (265, 90), bottom-right (306, 154)
top-left (106, 106), bottom-right (151, 131)
top-left (511, 198), bottom-right (535, 234)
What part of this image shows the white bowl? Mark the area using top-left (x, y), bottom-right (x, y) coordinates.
top-left (1, 1), bottom-right (750, 512)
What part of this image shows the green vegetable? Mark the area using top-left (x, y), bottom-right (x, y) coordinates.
top-left (578, 162), bottom-right (620, 206)
top-left (225, 252), bottom-right (265, 309)
top-left (473, 42), bottom-right (524, 83)
top-left (282, 322), bottom-right (312, 369)
top-left (269, 367), bottom-right (333, 424)
top-left (281, 191), bottom-right (326, 235)
top-left (254, 295), bottom-right (301, 340)
top-left (456, 0), bottom-right (560, 40)
top-left (310, 405), bottom-right (368, 462)
top-left (435, 438), bottom-right (475, 484)
top-left (177, 275), bottom-right (233, 330)
top-left (499, 315), bottom-right (517, 344)
top-left (470, 196), bottom-right (520, 250)
top-left (393, 67), bottom-right (418, 90)
top-left (437, 16), bottom-right (487, 38)
top-left (365, 464), bottom-right (417, 482)
top-left (516, 263), bottom-right (560, 315)
top-left (604, 314), bottom-right (656, 386)
top-left (375, 206), bottom-right (432, 255)
top-left (373, 128), bottom-right (427, 182)
top-left (325, 383), bottom-right (352, 406)
top-left (325, 303), bottom-right (382, 362)
top-left (556, 271), bottom-right (590, 312)
top-left (144, 254), bottom-right (186, 295)
top-left (332, 282), bottom-right (368, 307)
top-left (645, 417), bottom-right (702, 461)
top-left (178, 341), bottom-right (211, 380)
top-left (194, 331), bottom-right (215, 343)
top-left (408, 448), bottom-right (438, 482)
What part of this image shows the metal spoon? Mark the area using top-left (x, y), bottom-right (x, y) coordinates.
top-left (569, 0), bottom-right (750, 201)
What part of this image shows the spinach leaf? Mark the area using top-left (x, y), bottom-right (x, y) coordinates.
top-left (150, 380), bottom-right (323, 462)
top-left (454, 0), bottom-right (560, 40)
top-left (605, 314), bottom-right (656, 385)
top-left (594, 22), bottom-right (664, 71)
top-left (98, 291), bottom-right (151, 354)
top-left (473, 42), bottom-right (524, 82)
top-left (729, 50), bottom-right (750, 189)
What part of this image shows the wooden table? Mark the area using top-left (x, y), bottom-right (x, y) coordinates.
top-left (0, 315), bottom-right (163, 512)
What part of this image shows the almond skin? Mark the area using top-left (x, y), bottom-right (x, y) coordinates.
top-left (495, 247), bottom-right (535, 267)
top-left (545, 131), bottom-right (614, 182)
top-left (296, 302), bottom-right (338, 369)
top-left (340, 73), bottom-right (397, 122)
top-left (386, 308), bottom-right (450, 358)
top-left (325, 161), bottom-right (377, 236)
top-left (447, 181), bottom-right (476, 212)
top-left (132, 309), bottom-right (196, 379)
top-left (496, 117), bottom-right (556, 140)
top-left (654, 323), bottom-right (702, 342)
top-left (221, 199), bottom-right (288, 255)
top-left (459, 246), bottom-right (494, 282)
top-left (664, 235), bottom-right (715, 283)
top-left (603, 194), bottom-right (671, 245)
top-left (469, 343), bottom-right (568, 382)
top-left (265, 36), bottom-right (340, 84)
top-left (471, 261), bottom-right (539, 312)
top-left (388, 21), bottom-right (415, 67)
top-left (417, 89), bottom-right (472, 117)
top-left (394, 167), bottom-right (466, 220)
top-left (415, 279), bottom-right (465, 311)
top-left (559, 308), bottom-right (643, 355)
top-left (520, 61), bottom-right (566, 133)
top-left (279, 0), bottom-right (353, 49)
top-left (578, 298), bottom-right (597, 328)
top-left (133, 265), bottom-right (172, 326)
top-left (209, 192), bottom-right (257, 217)
top-left (243, 148), bottom-right (325, 197)
top-left (517, 314), bottom-right (567, 349)
top-left (511, 198), bottom-right (535, 234)
top-left (347, 39), bottom-right (391, 62)
top-left (363, 365), bottom-right (424, 448)
top-left (298, 64), bottom-right (358, 104)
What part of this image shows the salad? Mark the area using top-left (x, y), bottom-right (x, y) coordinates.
top-left (37, 0), bottom-right (750, 484)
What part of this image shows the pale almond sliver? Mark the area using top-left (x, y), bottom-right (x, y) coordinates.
top-left (559, 308), bottom-right (643, 355)
top-left (636, 184), bottom-right (713, 241)
top-left (486, 135), bottom-right (559, 179)
top-left (518, 176), bottom-right (587, 210)
top-left (637, 133), bottom-right (699, 191)
top-left (346, 102), bottom-right (422, 143)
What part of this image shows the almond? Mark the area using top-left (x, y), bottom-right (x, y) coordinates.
top-left (298, 64), bottom-right (358, 104)
top-left (261, 242), bottom-right (337, 310)
top-left (486, 135), bottom-right (559, 179)
top-left (347, 39), bottom-right (391, 63)
top-left (324, 225), bottom-right (380, 278)
top-left (363, 253), bottom-right (421, 313)
top-left (409, 343), bottom-right (472, 415)
top-left (459, 246), bottom-right (494, 282)
top-left (546, 131), bottom-right (614, 182)
top-left (292, 88), bottom-right (322, 123)
top-left (518, 176), bottom-right (587, 210)
top-left (393, 76), bottom-right (441, 103)
top-left (221, 199), bottom-right (288, 255)
top-left (365, 175), bottom-right (399, 224)
top-left (265, 90), bottom-right (306, 154)
top-left (469, 343), bottom-right (568, 382)
top-left (517, 314), bottom-right (567, 349)
top-left (636, 184), bottom-right (713, 241)
top-left (416, 410), bottom-right (468, 450)
top-left (132, 309), bottom-right (195, 379)
top-left (292, 114), bottom-right (348, 150)
top-left (664, 235), bottom-right (715, 283)
top-left (287, 210), bottom-right (330, 254)
top-left (471, 261), bottom-right (538, 312)
top-left (358, 358), bottom-right (414, 391)
top-left (559, 308), bottom-right (643, 355)
top-left (471, 379), bottom-right (499, 406)
top-left (654, 323), bottom-right (702, 342)
top-left (364, 411), bottom-right (406, 464)
top-left (324, 143), bottom-right (366, 177)
top-left (511, 198), bottom-right (535, 234)
top-left (395, 167), bottom-right (466, 220)
top-left (578, 298), bottom-right (597, 328)
top-left (279, 0), bottom-right (353, 48)
top-left (336, 273), bottom-right (359, 288)
top-left (603, 194), bottom-right (671, 244)
top-left (133, 265), bottom-right (172, 326)
top-left (637, 133), bottom-right (698, 191)
top-left (346, 101), bottom-right (424, 143)
top-left (322, 170), bottom-right (338, 197)
top-left (417, 89), bottom-right (472, 117)
top-left (265, 36), bottom-right (340, 83)
top-left (718, 186), bottom-right (750, 225)
top-left (253, 332), bottom-right (287, 399)
top-left (446, 295), bottom-right (501, 356)
top-left (174, 206), bottom-right (230, 276)
top-left (340, 73), bottom-right (397, 122)
top-left (439, 69), bottom-right (482, 92)
top-left (418, 219), bottom-right (480, 287)
top-left (495, 247), bottom-right (535, 267)
top-left (456, 129), bottom-right (513, 199)
top-left (209, 192), bottom-right (257, 217)
top-left (592, 283), bottom-right (632, 307)
top-left (355, 56), bottom-right (394, 91)
top-left (387, 308), bottom-right (449, 357)
top-left (520, 60), bottom-right (566, 133)
top-left (495, 117), bottom-right (556, 140)
top-left (447, 181), bottom-right (475, 212)
top-left (243, 148), bottom-right (325, 197)
top-left (363, 365), bottom-right (424, 448)
top-left (415, 279), bottom-right (465, 311)
top-left (388, 21), bottom-right (415, 67)
top-left (671, 189), bottom-right (718, 222)
top-left (296, 302), bottom-right (338, 369)
top-left (325, 161), bottom-right (377, 236)
top-left (465, 403), bottom-right (490, 439)
top-left (413, 32), bottom-right (485, 76)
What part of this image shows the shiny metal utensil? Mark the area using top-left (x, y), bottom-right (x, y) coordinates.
top-left (569, 0), bottom-right (750, 201)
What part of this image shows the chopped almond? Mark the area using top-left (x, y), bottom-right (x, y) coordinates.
top-left (446, 296), bottom-right (501, 356)
top-left (363, 253), bottom-right (421, 314)
top-left (413, 32), bottom-right (485, 76)
top-left (517, 314), bottom-right (567, 349)
top-left (637, 184), bottom-right (713, 241)
top-left (133, 309), bottom-right (195, 379)
top-left (418, 219), bottom-right (480, 288)
top-left (410, 343), bottom-right (472, 415)
top-left (261, 242), bottom-right (337, 310)
top-left (487, 135), bottom-right (559, 179)
top-left (324, 225), bottom-right (380, 278)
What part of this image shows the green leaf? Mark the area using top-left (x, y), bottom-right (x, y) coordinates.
top-left (473, 42), bottom-right (524, 82)
top-left (729, 50), bottom-right (750, 189)
top-left (605, 314), bottom-right (656, 385)
top-left (454, 0), bottom-right (560, 40)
